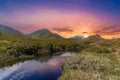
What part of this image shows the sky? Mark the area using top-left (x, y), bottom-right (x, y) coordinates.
top-left (0, 0), bottom-right (120, 39)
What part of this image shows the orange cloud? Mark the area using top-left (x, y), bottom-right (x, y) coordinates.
top-left (92, 25), bottom-right (120, 39)
top-left (52, 26), bottom-right (73, 32)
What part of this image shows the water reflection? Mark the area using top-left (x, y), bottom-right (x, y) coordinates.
top-left (0, 52), bottom-right (74, 80)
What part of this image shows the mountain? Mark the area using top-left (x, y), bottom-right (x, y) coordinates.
top-left (69, 36), bottom-right (85, 40)
top-left (0, 24), bottom-right (23, 35)
top-left (87, 34), bottom-right (102, 40)
top-left (28, 29), bottom-right (64, 39)
top-left (85, 34), bottom-right (103, 44)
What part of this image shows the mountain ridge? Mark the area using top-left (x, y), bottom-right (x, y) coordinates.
top-left (0, 24), bottom-right (105, 40)
top-left (0, 24), bottom-right (23, 35)
top-left (28, 29), bottom-right (64, 39)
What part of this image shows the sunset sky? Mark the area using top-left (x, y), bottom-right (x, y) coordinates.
top-left (0, 0), bottom-right (120, 39)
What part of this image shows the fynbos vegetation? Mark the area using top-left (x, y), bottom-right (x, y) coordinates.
top-left (0, 32), bottom-right (89, 67)
top-left (59, 38), bottom-right (120, 80)
top-left (0, 31), bottom-right (120, 80)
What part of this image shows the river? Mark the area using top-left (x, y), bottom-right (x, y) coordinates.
top-left (0, 52), bottom-right (74, 80)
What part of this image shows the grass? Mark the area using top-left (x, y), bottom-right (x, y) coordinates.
top-left (59, 52), bottom-right (120, 80)
top-left (0, 33), bottom-right (120, 80)
top-left (59, 38), bottom-right (120, 80)
top-left (0, 47), bottom-right (6, 51)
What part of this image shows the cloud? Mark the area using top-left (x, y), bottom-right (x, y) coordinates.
top-left (82, 32), bottom-right (88, 34)
top-left (93, 25), bottom-right (120, 35)
top-left (52, 26), bottom-right (73, 32)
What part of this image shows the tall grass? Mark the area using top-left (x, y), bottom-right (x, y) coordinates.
top-left (59, 52), bottom-right (120, 80)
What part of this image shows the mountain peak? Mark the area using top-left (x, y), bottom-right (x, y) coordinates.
top-left (28, 29), bottom-right (64, 39)
top-left (41, 28), bottom-right (49, 31)
top-left (34, 28), bottom-right (51, 33)
top-left (86, 34), bottom-right (103, 41)
top-left (0, 24), bottom-right (23, 35)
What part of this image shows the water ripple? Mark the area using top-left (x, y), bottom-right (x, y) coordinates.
top-left (9, 70), bottom-right (33, 80)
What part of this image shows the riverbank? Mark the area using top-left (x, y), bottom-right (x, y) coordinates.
top-left (59, 38), bottom-right (120, 80)
top-left (1, 33), bottom-right (120, 80)
top-left (0, 33), bottom-right (77, 68)
top-left (0, 55), bottom-right (37, 68)
top-left (0, 33), bottom-right (99, 68)
top-left (0, 52), bottom-right (71, 68)
top-left (0, 52), bottom-right (74, 80)
top-left (59, 52), bottom-right (120, 80)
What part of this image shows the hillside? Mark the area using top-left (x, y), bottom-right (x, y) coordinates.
top-left (0, 24), bottom-right (23, 35)
top-left (28, 29), bottom-right (64, 39)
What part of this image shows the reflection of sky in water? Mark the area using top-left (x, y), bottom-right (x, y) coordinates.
top-left (0, 52), bottom-right (74, 80)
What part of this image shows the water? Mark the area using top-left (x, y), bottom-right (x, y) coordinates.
top-left (0, 52), bottom-right (74, 80)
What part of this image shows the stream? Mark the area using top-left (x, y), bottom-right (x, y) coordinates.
top-left (0, 52), bottom-right (75, 80)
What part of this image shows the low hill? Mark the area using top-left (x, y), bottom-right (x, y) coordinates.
top-left (68, 36), bottom-right (84, 40)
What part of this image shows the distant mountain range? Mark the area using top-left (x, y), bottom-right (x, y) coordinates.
top-left (0, 24), bottom-right (64, 39)
top-left (0, 24), bottom-right (23, 35)
top-left (69, 36), bottom-right (85, 40)
top-left (0, 24), bottom-right (85, 40)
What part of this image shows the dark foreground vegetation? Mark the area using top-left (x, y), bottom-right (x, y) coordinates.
top-left (59, 37), bottom-right (120, 80)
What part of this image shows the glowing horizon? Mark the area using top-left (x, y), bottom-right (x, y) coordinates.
top-left (0, 0), bottom-right (120, 39)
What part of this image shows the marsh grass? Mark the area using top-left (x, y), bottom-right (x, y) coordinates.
top-left (59, 52), bottom-right (120, 80)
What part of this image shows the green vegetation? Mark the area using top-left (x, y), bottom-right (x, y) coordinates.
top-left (59, 38), bottom-right (120, 80)
top-left (0, 47), bottom-right (6, 51)
top-left (0, 32), bottom-right (89, 67)
top-left (0, 30), bottom-right (120, 80)
top-left (59, 53), bottom-right (120, 80)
